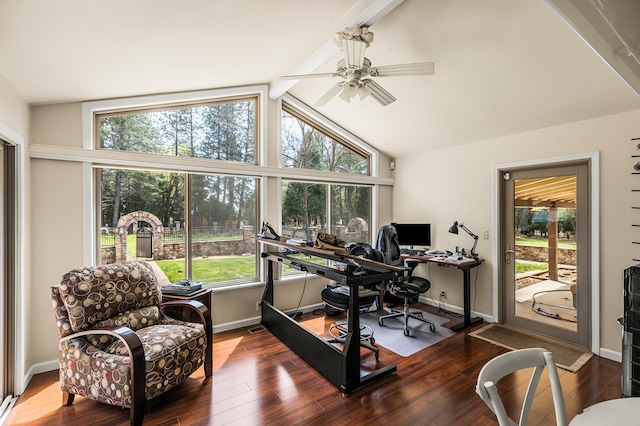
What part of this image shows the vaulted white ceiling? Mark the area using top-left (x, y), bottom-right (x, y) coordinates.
top-left (1, 0), bottom-right (639, 158)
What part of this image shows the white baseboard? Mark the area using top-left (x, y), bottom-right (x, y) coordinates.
top-left (599, 347), bottom-right (621, 363)
top-left (213, 302), bottom-right (325, 333)
top-left (418, 295), bottom-right (494, 323)
top-left (20, 359), bottom-right (59, 394)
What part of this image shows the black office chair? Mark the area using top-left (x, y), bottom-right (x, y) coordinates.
top-left (376, 224), bottom-right (436, 336)
top-left (321, 285), bottom-right (379, 361)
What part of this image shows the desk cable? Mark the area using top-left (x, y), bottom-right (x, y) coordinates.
top-left (426, 262), bottom-right (463, 319)
top-left (473, 267), bottom-right (478, 313)
top-left (288, 271), bottom-right (307, 320)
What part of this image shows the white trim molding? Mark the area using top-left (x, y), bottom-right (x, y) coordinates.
top-left (0, 120), bottom-right (27, 395)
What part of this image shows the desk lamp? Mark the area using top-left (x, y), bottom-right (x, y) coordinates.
top-left (448, 221), bottom-right (479, 258)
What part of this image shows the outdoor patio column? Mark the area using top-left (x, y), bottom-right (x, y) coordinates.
top-left (548, 204), bottom-right (558, 281)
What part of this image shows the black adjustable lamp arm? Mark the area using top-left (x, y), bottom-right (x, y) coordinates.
top-left (459, 223), bottom-right (478, 240)
top-left (459, 223), bottom-right (479, 256)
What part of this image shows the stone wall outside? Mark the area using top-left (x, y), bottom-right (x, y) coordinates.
top-left (516, 245), bottom-right (576, 266)
top-left (100, 225), bottom-right (256, 263)
top-left (162, 239), bottom-right (254, 259)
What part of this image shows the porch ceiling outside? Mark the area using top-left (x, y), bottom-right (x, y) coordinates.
top-left (515, 175), bottom-right (576, 208)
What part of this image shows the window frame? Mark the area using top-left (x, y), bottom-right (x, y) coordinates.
top-left (84, 86), bottom-right (268, 289)
top-left (96, 95), bottom-right (259, 164)
top-left (277, 96), bottom-right (378, 279)
top-left (96, 166), bottom-right (261, 288)
top-left (280, 177), bottom-right (374, 237)
top-left (279, 94), bottom-right (380, 177)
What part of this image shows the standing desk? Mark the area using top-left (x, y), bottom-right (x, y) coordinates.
top-left (403, 254), bottom-right (483, 331)
top-left (259, 238), bottom-right (402, 395)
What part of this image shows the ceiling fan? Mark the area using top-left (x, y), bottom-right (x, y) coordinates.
top-left (280, 26), bottom-right (435, 106)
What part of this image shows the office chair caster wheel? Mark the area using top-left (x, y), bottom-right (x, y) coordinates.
top-left (430, 324), bottom-right (436, 332)
top-left (378, 319), bottom-right (384, 326)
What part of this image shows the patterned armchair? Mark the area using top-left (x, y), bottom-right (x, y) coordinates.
top-left (49, 261), bottom-right (212, 425)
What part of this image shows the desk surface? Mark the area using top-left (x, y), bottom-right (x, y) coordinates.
top-left (403, 253), bottom-right (482, 269)
top-left (258, 237), bottom-right (407, 273)
top-left (569, 398), bottom-right (640, 425)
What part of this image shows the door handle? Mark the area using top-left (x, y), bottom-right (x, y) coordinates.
top-left (504, 248), bottom-right (515, 262)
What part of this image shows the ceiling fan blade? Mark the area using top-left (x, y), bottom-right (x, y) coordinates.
top-left (369, 62), bottom-right (435, 77)
top-left (361, 79), bottom-right (396, 106)
top-left (314, 83), bottom-right (343, 107)
top-left (280, 72), bottom-right (340, 80)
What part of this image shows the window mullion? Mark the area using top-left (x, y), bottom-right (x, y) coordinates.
top-left (185, 174), bottom-right (192, 280)
top-left (326, 183), bottom-right (332, 234)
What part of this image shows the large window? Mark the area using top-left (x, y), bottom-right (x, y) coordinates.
top-left (280, 102), bottom-right (372, 248)
top-left (281, 180), bottom-right (371, 243)
top-left (95, 93), bottom-right (260, 287)
top-left (280, 180), bottom-right (371, 276)
top-left (99, 168), bottom-right (258, 285)
top-left (281, 107), bottom-right (368, 175)
top-left (98, 97), bottom-right (256, 163)
top-left (279, 101), bottom-right (373, 277)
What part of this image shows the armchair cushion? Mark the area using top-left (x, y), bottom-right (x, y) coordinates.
top-left (60, 322), bottom-right (207, 403)
top-left (57, 261), bottom-right (161, 333)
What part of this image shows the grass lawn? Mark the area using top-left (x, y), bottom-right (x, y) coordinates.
top-left (153, 254), bottom-right (546, 281)
top-left (515, 236), bottom-right (576, 249)
top-left (516, 261), bottom-right (548, 274)
top-left (156, 256), bottom-right (256, 283)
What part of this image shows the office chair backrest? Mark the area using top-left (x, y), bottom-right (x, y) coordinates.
top-left (376, 224), bottom-right (402, 266)
top-left (476, 347), bottom-right (567, 426)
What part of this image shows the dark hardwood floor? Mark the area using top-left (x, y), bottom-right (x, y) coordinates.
top-left (6, 303), bottom-right (621, 425)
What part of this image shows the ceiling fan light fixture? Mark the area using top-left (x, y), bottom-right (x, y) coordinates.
top-left (339, 81), bottom-right (359, 102)
top-left (338, 89), bottom-right (352, 102)
top-left (357, 84), bottom-right (370, 100)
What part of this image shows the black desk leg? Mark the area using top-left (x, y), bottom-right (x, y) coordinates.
top-left (451, 268), bottom-right (483, 331)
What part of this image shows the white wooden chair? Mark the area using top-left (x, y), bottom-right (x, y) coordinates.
top-left (476, 347), bottom-right (568, 426)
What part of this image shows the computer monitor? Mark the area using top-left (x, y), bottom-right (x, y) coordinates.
top-left (392, 223), bottom-right (431, 247)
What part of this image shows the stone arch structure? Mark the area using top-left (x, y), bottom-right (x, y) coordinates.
top-left (347, 217), bottom-right (368, 233)
top-left (115, 210), bottom-right (164, 262)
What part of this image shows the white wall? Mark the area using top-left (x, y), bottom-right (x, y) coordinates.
top-left (393, 108), bottom-right (640, 356)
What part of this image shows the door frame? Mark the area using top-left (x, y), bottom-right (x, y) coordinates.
top-left (492, 152), bottom-right (600, 354)
top-left (0, 121), bottom-right (26, 398)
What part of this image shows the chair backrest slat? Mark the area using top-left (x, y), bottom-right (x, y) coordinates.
top-left (476, 347), bottom-right (568, 426)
